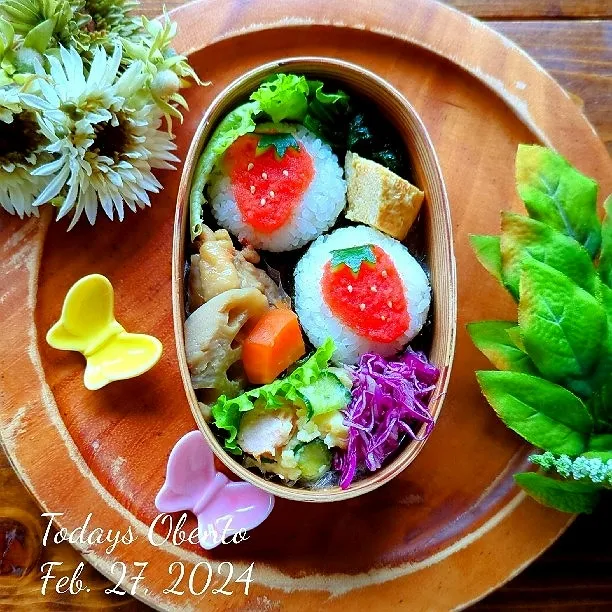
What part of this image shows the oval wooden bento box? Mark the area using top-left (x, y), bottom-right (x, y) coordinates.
top-left (172, 57), bottom-right (457, 502)
top-left (1, 0), bottom-right (611, 609)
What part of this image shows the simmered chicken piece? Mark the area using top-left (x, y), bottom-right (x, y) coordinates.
top-left (188, 224), bottom-right (286, 311)
top-left (237, 406), bottom-right (295, 459)
top-left (189, 226), bottom-right (239, 306)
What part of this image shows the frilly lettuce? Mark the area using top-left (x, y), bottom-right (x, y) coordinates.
top-left (211, 338), bottom-right (335, 454)
top-left (303, 79), bottom-right (350, 148)
top-left (250, 73), bottom-right (310, 123)
top-left (189, 101), bottom-right (258, 241)
top-left (189, 74), bottom-right (349, 240)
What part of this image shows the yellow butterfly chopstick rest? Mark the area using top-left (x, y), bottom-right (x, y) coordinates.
top-left (46, 274), bottom-right (163, 391)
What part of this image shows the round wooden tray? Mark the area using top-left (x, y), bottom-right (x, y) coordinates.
top-left (1, 0), bottom-right (611, 610)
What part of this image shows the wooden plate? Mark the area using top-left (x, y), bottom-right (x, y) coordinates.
top-left (1, 0), bottom-right (610, 609)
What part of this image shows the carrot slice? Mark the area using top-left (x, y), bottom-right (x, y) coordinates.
top-left (242, 308), bottom-right (306, 384)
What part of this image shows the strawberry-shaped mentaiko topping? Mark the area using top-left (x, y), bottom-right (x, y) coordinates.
top-left (223, 133), bottom-right (315, 233)
top-left (321, 245), bottom-right (409, 342)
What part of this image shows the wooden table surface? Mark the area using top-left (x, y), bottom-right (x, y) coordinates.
top-left (1, 0), bottom-right (610, 609)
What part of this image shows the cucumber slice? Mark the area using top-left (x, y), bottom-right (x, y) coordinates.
top-left (296, 440), bottom-right (332, 481)
top-left (297, 371), bottom-right (351, 419)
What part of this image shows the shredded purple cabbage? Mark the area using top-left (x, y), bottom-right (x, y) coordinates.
top-left (334, 348), bottom-right (440, 489)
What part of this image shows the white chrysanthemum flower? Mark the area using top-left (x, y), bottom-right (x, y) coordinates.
top-left (0, 86), bottom-right (49, 218)
top-left (0, 87), bottom-right (21, 122)
top-left (22, 44), bottom-right (178, 228)
top-left (23, 44), bottom-right (144, 126)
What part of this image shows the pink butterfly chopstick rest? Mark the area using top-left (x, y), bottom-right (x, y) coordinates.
top-left (155, 431), bottom-right (274, 550)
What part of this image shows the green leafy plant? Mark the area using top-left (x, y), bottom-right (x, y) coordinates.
top-left (469, 144), bottom-right (612, 514)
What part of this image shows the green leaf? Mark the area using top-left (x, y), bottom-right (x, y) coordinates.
top-left (210, 393), bottom-right (252, 454)
top-left (467, 321), bottom-right (537, 374)
top-left (250, 73), bottom-right (309, 124)
top-left (476, 370), bottom-right (593, 454)
top-left (583, 450), bottom-right (612, 461)
top-left (23, 18), bottom-right (54, 53)
top-left (588, 433), bottom-right (612, 451)
top-left (0, 2), bottom-right (34, 34)
top-left (588, 384), bottom-right (612, 430)
top-left (470, 235), bottom-right (502, 281)
top-left (515, 144), bottom-right (601, 257)
top-left (599, 195), bottom-right (612, 288)
top-left (256, 132), bottom-right (299, 158)
top-left (515, 472), bottom-right (600, 514)
top-left (583, 283), bottom-right (612, 418)
top-left (500, 212), bottom-right (597, 300)
top-left (121, 38), bottom-right (149, 62)
top-left (330, 245), bottom-right (376, 274)
top-left (307, 79), bottom-right (350, 107)
top-left (506, 325), bottom-right (526, 351)
top-left (305, 79), bottom-right (351, 146)
top-left (0, 17), bottom-right (14, 54)
top-left (519, 258), bottom-right (606, 387)
top-left (189, 101), bottom-right (259, 240)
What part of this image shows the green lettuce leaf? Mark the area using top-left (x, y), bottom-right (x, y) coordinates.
top-left (189, 101), bottom-right (259, 241)
top-left (308, 80), bottom-right (349, 106)
top-left (304, 78), bottom-right (350, 148)
top-left (249, 74), bottom-right (349, 134)
top-left (212, 339), bottom-right (337, 453)
top-left (250, 73), bottom-right (310, 123)
top-left (476, 370), bottom-right (593, 455)
top-left (470, 235), bottom-right (503, 281)
top-left (515, 472), bottom-right (600, 514)
top-left (515, 144), bottom-right (601, 257)
top-left (500, 212), bottom-right (597, 300)
top-left (208, 393), bottom-right (253, 455)
top-left (467, 321), bottom-right (537, 374)
top-left (600, 195), bottom-right (612, 288)
top-left (519, 258), bottom-right (606, 389)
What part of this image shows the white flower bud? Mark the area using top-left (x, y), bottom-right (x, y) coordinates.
top-left (151, 69), bottom-right (180, 99)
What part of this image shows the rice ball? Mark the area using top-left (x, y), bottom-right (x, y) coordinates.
top-left (208, 125), bottom-right (346, 252)
top-left (294, 225), bottom-right (431, 364)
